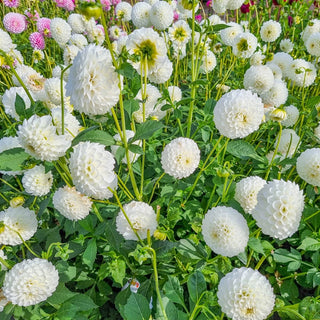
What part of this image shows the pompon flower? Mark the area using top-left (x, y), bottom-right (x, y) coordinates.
top-left (68, 33), bottom-right (88, 48)
top-left (252, 179), bottom-right (304, 240)
top-left (280, 39), bottom-right (294, 53)
top-left (44, 77), bottom-right (66, 105)
top-left (243, 65), bottom-right (274, 94)
top-left (168, 85), bottom-right (182, 103)
top-left (0, 137), bottom-right (23, 176)
top-left (301, 19), bottom-right (320, 44)
top-left (296, 148), bottom-right (320, 186)
top-left (306, 33), bottom-right (320, 56)
top-left (66, 44), bottom-right (120, 116)
top-left (116, 201), bottom-right (158, 240)
top-left (161, 137), bottom-right (200, 179)
top-left (281, 105), bottom-right (299, 127)
top-left (22, 165), bottom-right (53, 196)
top-left (287, 59), bottom-right (317, 87)
top-left (36, 17), bottom-right (52, 37)
top-left (53, 186), bottom-right (92, 220)
top-left (50, 17), bottom-right (71, 47)
top-left (235, 176), bottom-right (266, 214)
top-left (17, 114), bottom-right (71, 161)
top-left (116, 2), bottom-right (132, 21)
top-left (217, 267), bottom-right (275, 320)
top-left (3, 13), bottom-right (27, 34)
top-left (260, 20), bottom-right (281, 42)
top-left (0, 29), bottom-right (16, 53)
top-left (148, 56), bottom-right (173, 85)
top-left (150, 1), bottom-right (174, 30)
top-left (3, 258), bottom-right (59, 307)
top-left (227, 0), bottom-right (245, 10)
top-left (168, 20), bottom-right (191, 48)
top-left (4, 0), bottom-right (20, 8)
top-left (214, 89), bottom-right (264, 139)
top-left (29, 32), bottom-right (45, 50)
top-left (274, 128), bottom-right (300, 157)
top-left (202, 206), bottom-right (249, 257)
top-left (0, 207), bottom-right (37, 245)
top-left (200, 50), bottom-right (217, 73)
top-left (69, 142), bottom-right (117, 200)
top-left (211, 0), bottom-right (229, 14)
top-left (67, 14), bottom-right (86, 33)
top-left (232, 32), bottom-right (257, 58)
top-left (270, 52), bottom-right (293, 77)
top-left (220, 22), bottom-right (243, 46)
top-left (131, 2), bottom-right (152, 28)
top-left (63, 44), bottom-right (80, 65)
top-left (260, 79), bottom-right (288, 108)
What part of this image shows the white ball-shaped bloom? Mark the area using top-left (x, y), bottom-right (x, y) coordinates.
top-left (275, 128), bottom-right (300, 157)
top-left (150, 1), bottom-right (173, 30)
top-left (252, 179), bottom-right (304, 240)
top-left (69, 33), bottom-right (88, 49)
top-left (271, 52), bottom-right (293, 78)
top-left (235, 176), bottom-right (266, 214)
top-left (0, 207), bottom-right (37, 246)
top-left (116, 201), bottom-right (158, 240)
top-left (211, 0), bottom-right (229, 14)
top-left (111, 130), bottom-right (142, 164)
top-left (227, 0), bottom-right (245, 10)
top-left (250, 51), bottom-right (266, 66)
top-left (214, 89), bottom-right (264, 139)
top-left (202, 206), bottom-right (249, 257)
top-left (220, 22), bottom-right (243, 46)
top-left (266, 62), bottom-right (282, 80)
top-left (116, 2), bottom-right (132, 22)
top-left (301, 19), bottom-right (320, 44)
top-left (53, 186), bottom-right (92, 220)
top-left (287, 59), bottom-right (317, 87)
top-left (44, 77), bottom-right (66, 106)
top-left (232, 32), bottom-right (258, 58)
top-left (69, 141), bottom-right (117, 200)
top-left (63, 44), bottom-right (80, 65)
top-left (0, 29), bottom-right (16, 53)
top-left (3, 258), bottom-right (59, 307)
top-left (260, 79), bottom-right (288, 108)
top-left (314, 123), bottom-right (320, 140)
top-left (296, 148), bottom-right (320, 186)
top-left (168, 20), bottom-right (191, 48)
top-left (305, 33), bottom-right (320, 56)
top-left (67, 13), bottom-right (86, 33)
top-left (281, 105), bottom-right (299, 127)
top-left (131, 2), bottom-right (152, 28)
top-left (168, 86), bottom-right (182, 103)
top-left (280, 39), bottom-right (294, 53)
top-left (200, 50), bottom-right (217, 73)
top-left (161, 137), bottom-right (200, 179)
top-left (2, 87), bottom-right (32, 120)
top-left (148, 56), bottom-right (173, 85)
top-left (260, 20), bottom-right (281, 42)
top-left (50, 18), bottom-right (72, 47)
top-left (0, 250), bottom-right (8, 271)
top-left (22, 165), bottom-right (53, 196)
top-left (0, 137), bottom-right (23, 176)
top-left (217, 267), bottom-right (275, 320)
top-left (17, 114), bottom-right (71, 161)
top-left (66, 44), bottom-right (120, 116)
top-left (243, 65), bottom-right (274, 94)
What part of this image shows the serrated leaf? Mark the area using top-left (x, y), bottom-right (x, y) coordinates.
top-left (163, 276), bottom-right (185, 307)
top-left (297, 237), bottom-right (320, 251)
top-left (131, 120), bottom-right (164, 142)
top-left (83, 238), bottom-right (97, 269)
top-left (187, 271), bottom-right (206, 303)
top-left (227, 140), bottom-right (265, 162)
top-left (0, 147), bottom-right (30, 171)
top-left (111, 258), bottom-right (126, 286)
top-left (128, 144), bottom-right (144, 154)
top-left (117, 62), bottom-right (137, 79)
top-left (273, 248), bottom-right (301, 271)
top-left (177, 239), bottom-right (207, 261)
top-left (72, 126), bottom-right (115, 147)
top-left (248, 237), bottom-right (265, 254)
top-left (123, 293), bottom-right (151, 320)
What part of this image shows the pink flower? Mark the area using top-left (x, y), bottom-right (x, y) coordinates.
top-left (29, 32), bottom-right (45, 50)
top-left (96, 24), bottom-right (105, 34)
top-left (64, 0), bottom-right (75, 10)
top-left (37, 18), bottom-right (52, 37)
top-left (54, 0), bottom-right (75, 10)
top-left (195, 14), bottom-right (202, 22)
top-left (3, 0), bottom-right (20, 8)
top-left (206, 0), bottom-right (212, 6)
top-left (111, 0), bottom-right (121, 5)
top-left (101, 0), bottom-right (111, 11)
top-left (3, 12), bottom-right (27, 34)
top-left (173, 11), bottom-right (179, 21)
top-left (24, 9), bottom-right (40, 22)
top-left (240, 1), bottom-right (254, 13)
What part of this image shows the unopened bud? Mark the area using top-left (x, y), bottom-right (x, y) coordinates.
top-left (10, 196), bottom-right (24, 208)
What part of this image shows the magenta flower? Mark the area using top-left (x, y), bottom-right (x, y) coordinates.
top-left (206, 0), bottom-right (212, 6)
top-left (29, 32), bottom-right (45, 50)
top-left (195, 14), bottom-right (203, 22)
top-left (3, 12), bottom-right (27, 34)
top-left (24, 9), bottom-right (40, 22)
top-left (240, 1), bottom-right (254, 13)
top-left (3, 0), bottom-right (20, 8)
top-left (101, 0), bottom-right (112, 11)
top-left (37, 18), bottom-right (52, 37)
top-left (173, 11), bottom-right (179, 22)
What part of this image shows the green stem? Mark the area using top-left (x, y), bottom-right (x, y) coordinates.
top-left (148, 173), bottom-right (166, 204)
top-left (92, 203), bottom-right (104, 222)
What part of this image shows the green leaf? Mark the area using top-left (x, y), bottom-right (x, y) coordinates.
top-left (156, 296), bottom-right (188, 320)
top-left (111, 258), bottom-right (126, 286)
top-left (15, 94), bottom-right (26, 119)
top-left (123, 293), bottom-right (151, 320)
top-left (0, 147), bottom-right (30, 171)
top-left (131, 120), bottom-right (164, 142)
top-left (280, 280), bottom-right (299, 301)
top-left (128, 144), bottom-right (144, 154)
top-left (163, 276), bottom-right (185, 307)
top-left (72, 126), bottom-right (115, 147)
top-left (306, 96), bottom-right (320, 108)
top-left (187, 18), bottom-right (201, 32)
top-left (227, 140), bottom-right (265, 162)
top-left (248, 237), bottom-right (265, 254)
top-left (82, 238), bottom-right (97, 269)
top-left (124, 99), bottom-right (140, 119)
top-left (187, 271), bottom-right (206, 303)
top-left (65, 294), bottom-right (98, 311)
top-left (273, 248), bottom-right (301, 271)
top-left (117, 62), bottom-right (137, 79)
top-left (297, 237), bottom-right (320, 251)
top-left (177, 239), bottom-right (207, 261)
top-left (47, 283), bottom-right (77, 305)
top-left (203, 98), bottom-right (216, 115)
top-left (115, 146), bottom-right (126, 164)
top-left (207, 24), bottom-right (231, 33)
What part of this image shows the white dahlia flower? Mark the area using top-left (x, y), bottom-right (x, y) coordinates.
top-left (150, 1), bottom-right (173, 30)
top-left (301, 19), bottom-right (320, 44)
top-left (67, 13), bottom-right (86, 34)
top-left (116, 201), bottom-right (158, 240)
top-left (213, 89), bottom-right (264, 139)
top-left (68, 33), bottom-right (88, 49)
top-left (200, 50), bottom-right (217, 73)
top-left (266, 62), bottom-right (282, 80)
top-left (280, 39), bottom-right (294, 53)
top-left (202, 206), bottom-right (249, 257)
top-left (250, 51), bottom-right (266, 66)
top-left (243, 65), bottom-right (274, 94)
top-left (161, 137), bottom-right (200, 179)
top-left (168, 86), bottom-right (182, 103)
top-left (252, 179), bottom-right (304, 240)
top-left (0, 29), bottom-right (16, 53)
top-left (217, 267), bottom-right (275, 320)
top-left (50, 18), bottom-right (71, 47)
top-left (3, 258), bottom-right (59, 307)
top-left (53, 186), bottom-right (92, 220)
top-left (44, 77), bottom-right (66, 106)
top-left (287, 59), bottom-right (317, 87)
top-left (69, 142), bottom-right (117, 200)
top-left (66, 44), bottom-right (120, 116)
top-left (22, 165), bottom-right (53, 196)
top-left (260, 79), bottom-right (288, 108)
top-left (281, 105), bottom-right (299, 127)
top-left (275, 128), bottom-right (300, 157)
top-left (17, 114), bottom-right (71, 161)
top-left (168, 20), bottom-right (191, 48)
top-left (220, 22), bottom-right (243, 46)
top-left (296, 148), bottom-right (320, 186)
top-left (116, 2), bottom-right (132, 22)
top-left (227, 0), bottom-right (245, 10)
top-left (260, 20), bottom-right (281, 42)
top-left (271, 52), bottom-right (293, 78)
top-left (306, 33), bottom-right (320, 56)
top-left (63, 45), bottom-right (80, 65)
top-left (0, 207), bottom-right (37, 245)
top-left (131, 2), bottom-right (152, 28)
top-left (232, 32), bottom-right (257, 58)
top-left (148, 56), bottom-right (173, 84)
top-left (2, 87), bottom-right (32, 120)
top-left (235, 176), bottom-right (266, 214)
top-left (211, 0), bottom-right (229, 14)
top-left (0, 137), bottom-right (23, 176)
top-left (86, 24), bottom-right (105, 45)
top-left (0, 250), bottom-right (8, 271)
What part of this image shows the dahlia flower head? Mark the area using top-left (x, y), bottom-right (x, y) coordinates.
top-left (306, 33), bottom-right (320, 56)
top-left (169, 19), bottom-right (191, 48)
top-left (131, 2), bottom-right (152, 28)
top-left (232, 32), bottom-right (258, 58)
top-left (161, 137), bottom-right (200, 179)
top-left (69, 141), bottom-right (117, 200)
top-left (250, 51), bottom-right (265, 66)
top-left (0, 137), bottom-right (23, 176)
top-left (260, 20), bottom-right (281, 42)
top-left (296, 148), bottom-right (320, 187)
top-left (252, 179), bottom-right (304, 240)
top-left (50, 17), bottom-right (72, 47)
top-left (116, 2), bottom-right (132, 22)
top-left (53, 185), bottom-right (92, 220)
top-left (301, 19), bottom-right (320, 44)
top-left (168, 85), bottom-right (182, 103)
top-left (270, 52), bottom-right (293, 78)
top-left (150, 1), bottom-right (174, 30)
top-left (0, 206), bottom-right (37, 246)
top-left (201, 206), bottom-right (249, 257)
top-left (66, 44), bottom-right (120, 116)
top-left (3, 13), bottom-right (27, 34)
top-left (287, 59), bottom-right (317, 87)
top-left (44, 77), bottom-right (67, 105)
top-left (243, 65), bottom-right (274, 94)
top-left (3, 258), bottom-right (59, 307)
top-left (116, 201), bottom-right (158, 240)
top-left (200, 50), bottom-right (217, 73)
top-left (266, 63), bottom-right (282, 80)
top-left (68, 33), bottom-right (88, 49)
top-left (29, 32), bottom-right (45, 50)
top-left (17, 114), bottom-right (71, 161)
top-left (4, 0), bottom-right (20, 8)
top-left (274, 128), bottom-right (300, 157)
top-left (148, 55), bottom-right (173, 84)
top-left (280, 39), bottom-right (294, 53)
top-left (217, 267), bottom-right (275, 320)
top-left (220, 22), bottom-right (243, 46)
top-left (67, 14), bottom-right (86, 33)
top-left (213, 89), bottom-right (264, 139)
top-left (212, 0), bottom-right (244, 13)
top-left (36, 17), bottom-right (52, 37)
top-left (281, 105), bottom-right (299, 127)
top-left (235, 176), bottom-right (266, 214)
top-left (260, 79), bottom-right (288, 108)
top-left (22, 165), bottom-right (53, 196)
top-left (0, 29), bottom-right (16, 53)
